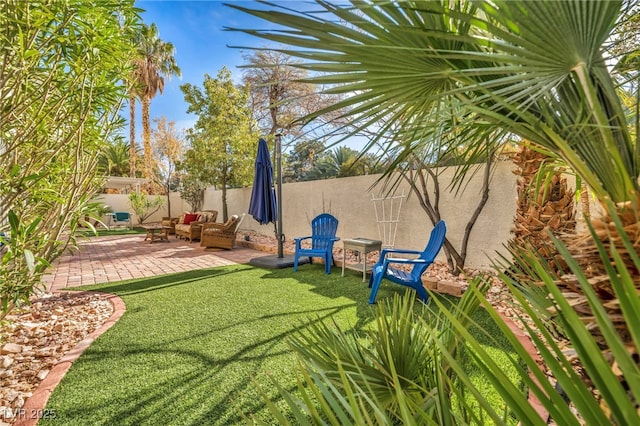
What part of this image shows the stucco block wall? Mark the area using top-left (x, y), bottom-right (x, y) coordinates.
top-left (208, 161), bottom-right (518, 268)
top-left (99, 161), bottom-right (519, 269)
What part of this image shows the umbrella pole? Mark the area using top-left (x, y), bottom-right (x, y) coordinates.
top-left (276, 133), bottom-right (284, 258)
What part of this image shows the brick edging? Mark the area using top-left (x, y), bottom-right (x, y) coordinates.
top-left (14, 291), bottom-right (126, 426)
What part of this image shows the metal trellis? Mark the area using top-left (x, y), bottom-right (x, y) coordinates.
top-left (371, 190), bottom-right (406, 249)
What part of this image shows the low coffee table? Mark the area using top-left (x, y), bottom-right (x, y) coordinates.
top-left (341, 238), bottom-right (382, 282)
top-left (142, 224), bottom-right (171, 243)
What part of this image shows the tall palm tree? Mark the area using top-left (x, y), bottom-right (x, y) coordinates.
top-left (130, 23), bottom-right (181, 182)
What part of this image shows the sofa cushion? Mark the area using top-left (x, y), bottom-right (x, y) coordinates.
top-left (198, 212), bottom-right (213, 223)
top-left (183, 213), bottom-right (199, 225)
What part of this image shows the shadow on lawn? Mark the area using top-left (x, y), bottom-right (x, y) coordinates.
top-left (55, 265), bottom-right (372, 424)
top-left (77, 261), bottom-right (509, 358)
top-left (67, 309), bottom-right (343, 424)
top-left (52, 263), bottom-right (515, 425)
top-left (259, 262), bottom-right (517, 353)
top-left (75, 267), bottom-right (249, 295)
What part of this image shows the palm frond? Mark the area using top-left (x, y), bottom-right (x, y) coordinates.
top-left (228, 0), bottom-right (636, 203)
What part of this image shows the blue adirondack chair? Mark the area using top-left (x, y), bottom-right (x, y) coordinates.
top-left (293, 213), bottom-right (340, 274)
top-left (368, 220), bottom-right (446, 304)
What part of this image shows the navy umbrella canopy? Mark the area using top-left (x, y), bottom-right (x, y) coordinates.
top-left (248, 138), bottom-right (278, 225)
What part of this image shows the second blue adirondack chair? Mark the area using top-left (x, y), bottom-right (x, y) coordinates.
top-left (368, 220), bottom-right (446, 304)
top-left (293, 213), bottom-right (340, 274)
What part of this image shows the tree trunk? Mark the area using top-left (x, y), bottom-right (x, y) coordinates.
top-left (142, 95), bottom-right (152, 182)
top-left (510, 142), bottom-right (576, 273)
top-left (129, 93), bottom-right (136, 177)
top-left (166, 185), bottom-right (171, 219)
top-left (221, 165), bottom-right (228, 222)
top-left (403, 157), bottom-right (491, 274)
top-left (458, 153), bottom-right (492, 267)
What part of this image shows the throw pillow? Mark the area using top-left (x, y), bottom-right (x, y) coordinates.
top-left (178, 213), bottom-right (187, 224)
top-left (183, 213), bottom-right (199, 225)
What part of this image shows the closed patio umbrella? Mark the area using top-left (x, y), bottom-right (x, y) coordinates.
top-left (248, 138), bottom-right (277, 225)
top-left (248, 136), bottom-right (305, 268)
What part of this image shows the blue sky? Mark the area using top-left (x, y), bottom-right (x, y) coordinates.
top-left (132, 1), bottom-right (268, 136)
top-left (132, 1), bottom-right (370, 152)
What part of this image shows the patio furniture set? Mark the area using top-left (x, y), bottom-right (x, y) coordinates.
top-left (139, 210), bottom-right (246, 250)
top-left (142, 209), bottom-right (446, 305)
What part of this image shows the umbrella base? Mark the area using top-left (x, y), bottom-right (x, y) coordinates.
top-left (249, 254), bottom-right (309, 269)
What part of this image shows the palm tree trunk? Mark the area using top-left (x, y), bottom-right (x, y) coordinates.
top-left (142, 95), bottom-right (152, 182)
top-left (511, 143), bottom-right (576, 272)
top-left (129, 93), bottom-right (136, 177)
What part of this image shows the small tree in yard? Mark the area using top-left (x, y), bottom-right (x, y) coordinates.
top-left (399, 149), bottom-right (494, 274)
top-left (178, 173), bottom-right (207, 212)
top-left (128, 192), bottom-right (164, 225)
top-left (152, 117), bottom-right (186, 219)
top-left (181, 67), bottom-right (256, 222)
top-left (0, 0), bottom-right (139, 319)
top-left (377, 106), bottom-right (503, 273)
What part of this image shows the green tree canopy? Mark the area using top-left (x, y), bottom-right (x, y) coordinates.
top-left (303, 146), bottom-right (385, 180)
top-left (98, 137), bottom-right (136, 178)
top-left (284, 139), bottom-right (328, 182)
top-left (181, 66), bottom-right (257, 221)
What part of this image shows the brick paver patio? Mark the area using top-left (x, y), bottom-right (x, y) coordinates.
top-left (41, 234), bottom-right (269, 291)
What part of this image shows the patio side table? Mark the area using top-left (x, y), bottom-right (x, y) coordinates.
top-left (341, 238), bottom-right (382, 282)
top-left (142, 224), bottom-right (171, 243)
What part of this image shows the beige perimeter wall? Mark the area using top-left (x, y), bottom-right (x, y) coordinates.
top-left (98, 161), bottom-right (519, 269)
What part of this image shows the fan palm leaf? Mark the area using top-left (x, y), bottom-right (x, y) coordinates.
top-left (230, 1), bottom-right (640, 423)
top-left (228, 0), bottom-right (636, 204)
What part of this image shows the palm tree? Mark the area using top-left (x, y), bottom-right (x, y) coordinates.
top-left (98, 138), bottom-right (135, 177)
top-left (511, 142), bottom-right (576, 273)
top-left (130, 23), bottom-right (181, 182)
top-left (229, 1), bottom-right (640, 423)
top-left (231, 0), bottom-right (637, 338)
top-left (128, 74), bottom-right (140, 178)
top-left (306, 146), bottom-right (384, 179)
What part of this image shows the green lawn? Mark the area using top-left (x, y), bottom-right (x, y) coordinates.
top-left (42, 264), bottom-right (520, 425)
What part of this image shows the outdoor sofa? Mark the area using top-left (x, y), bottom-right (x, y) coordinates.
top-left (174, 210), bottom-right (218, 242)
